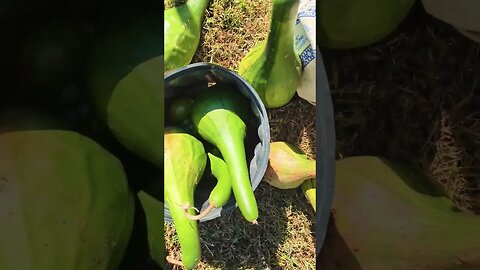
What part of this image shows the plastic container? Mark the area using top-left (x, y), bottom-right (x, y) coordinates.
top-left (294, 0), bottom-right (316, 105)
top-left (164, 62), bottom-right (270, 222)
top-left (316, 46), bottom-right (336, 258)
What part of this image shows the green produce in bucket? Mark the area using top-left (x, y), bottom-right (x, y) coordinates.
top-left (164, 132), bottom-right (207, 269)
top-left (185, 152), bottom-right (232, 220)
top-left (191, 86), bottom-right (259, 224)
top-left (0, 130), bottom-right (134, 270)
top-left (164, 0), bottom-right (211, 72)
top-left (169, 97), bottom-right (194, 124)
top-left (238, 0), bottom-right (302, 109)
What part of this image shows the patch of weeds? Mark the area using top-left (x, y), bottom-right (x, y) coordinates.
top-left (235, 0), bottom-right (252, 14)
top-left (221, 7), bottom-right (243, 29)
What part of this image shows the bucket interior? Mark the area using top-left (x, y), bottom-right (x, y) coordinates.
top-left (164, 63), bottom-right (270, 222)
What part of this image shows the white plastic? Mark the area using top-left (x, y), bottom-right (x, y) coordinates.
top-left (294, 0), bottom-right (316, 105)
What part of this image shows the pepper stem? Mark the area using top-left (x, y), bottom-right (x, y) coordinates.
top-left (183, 203), bottom-right (215, 221)
top-left (166, 255), bottom-right (184, 267)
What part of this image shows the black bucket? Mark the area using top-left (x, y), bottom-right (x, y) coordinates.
top-left (316, 47), bottom-right (336, 257)
top-left (164, 62), bottom-right (270, 222)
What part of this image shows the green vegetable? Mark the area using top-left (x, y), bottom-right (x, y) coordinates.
top-left (137, 191), bottom-right (166, 269)
top-left (88, 16), bottom-right (162, 122)
top-left (185, 152), bottom-right (232, 220)
top-left (164, 132), bottom-right (207, 269)
top-left (92, 17), bottom-right (163, 166)
top-left (318, 0), bottom-right (415, 49)
top-left (238, 0), bottom-right (301, 108)
top-left (207, 153), bottom-right (232, 207)
top-left (301, 179), bottom-right (316, 212)
top-left (106, 56), bottom-right (164, 167)
top-left (264, 142), bottom-right (315, 189)
top-left (0, 130), bottom-right (134, 270)
top-left (169, 97), bottom-right (194, 124)
top-left (318, 156), bottom-right (480, 269)
top-left (164, 0), bottom-right (210, 72)
top-left (191, 86), bottom-right (259, 223)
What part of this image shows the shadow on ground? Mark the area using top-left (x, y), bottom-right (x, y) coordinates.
top-left (317, 215), bottom-right (362, 270)
top-left (165, 180), bottom-right (316, 270)
top-left (205, 181), bottom-right (315, 269)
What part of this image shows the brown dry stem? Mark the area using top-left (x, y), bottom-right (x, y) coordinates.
top-left (183, 204), bottom-right (216, 221)
top-left (166, 255), bottom-right (184, 267)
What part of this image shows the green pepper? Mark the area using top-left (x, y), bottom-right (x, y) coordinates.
top-left (169, 97), bottom-right (194, 124)
top-left (185, 152), bottom-right (232, 220)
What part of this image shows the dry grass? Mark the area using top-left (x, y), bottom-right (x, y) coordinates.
top-left (191, 0), bottom-right (272, 71)
top-left (322, 3), bottom-right (480, 212)
top-left (268, 97), bottom-right (316, 160)
top-left (164, 0), bottom-right (316, 269)
top-left (165, 183), bottom-right (315, 270)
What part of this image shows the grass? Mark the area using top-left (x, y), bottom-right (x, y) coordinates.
top-left (164, 0), bottom-right (317, 269)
